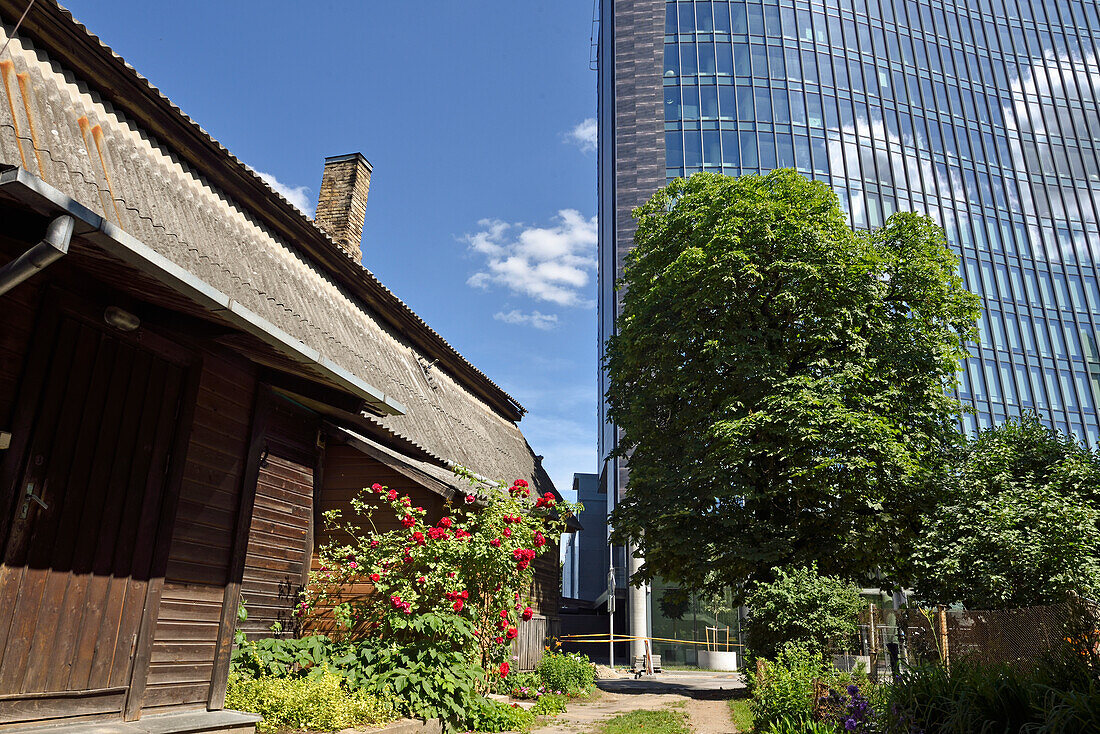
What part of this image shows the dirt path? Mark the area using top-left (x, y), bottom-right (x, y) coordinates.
top-left (528, 690), bottom-right (740, 734)
top-left (684, 698), bottom-right (738, 734)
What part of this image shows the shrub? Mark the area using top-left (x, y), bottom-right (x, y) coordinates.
top-left (745, 564), bottom-right (864, 664)
top-left (231, 629), bottom-right (480, 724)
top-left (232, 634), bottom-right (348, 680)
top-left (298, 474), bottom-right (578, 727)
top-left (750, 642), bottom-right (869, 733)
top-left (225, 670), bottom-right (396, 733)
top-left (759, 716), bottom-right (837, 734)
top-left (531, 692), bottom-right (568, 715)
top-left (462, 696), bottom-right (536, 732)
top-left (750, 644), bottom-right (827, 730)
top-left (881, 633), bottom-right (1100, 734)
top-left (536, 651), bottom-right (595, 695)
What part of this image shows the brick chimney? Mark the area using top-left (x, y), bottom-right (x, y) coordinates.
top-left (315, 152), bottom-right (372, 260)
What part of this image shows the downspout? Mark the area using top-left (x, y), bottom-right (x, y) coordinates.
top-left (0, 214), bottom-right (74, 295)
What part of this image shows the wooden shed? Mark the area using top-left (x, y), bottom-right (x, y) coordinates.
top-left (0, 2), bottom-right (562, 731)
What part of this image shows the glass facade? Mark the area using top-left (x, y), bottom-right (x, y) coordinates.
top-left (659, 0), bottom-right (1100, 444)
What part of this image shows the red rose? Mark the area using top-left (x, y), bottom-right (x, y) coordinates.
top-left (414, 506), bottom-right (424, 513)
top-left (387, 489), bottom-right (398, 501)
top-left (534, 531), bottom-right (546, 547)
top-left (453, 599), bottom-right (464, 612)
top-left (515, 479), bottom-right (528, 488)
top-left (369, 573), bottom-right (381, 582)
top-left (402, 514), bottom-right (415, 528)
top-left (490, 538), bottom-right (502, 547)
top-left (522, 607), bottom-right (534, 621)
top-left (503, 528), bottom-right (512, 538)
top-left (412, 531), bottom-right (425, 545)
top-left (506, 627), bottom-right (518, 640)
top-left (495, 636), bottom-right (504, 645)
top-left (500, 609), bottom-right (510, 619)
top-left (517, 560), bottom-right (530, 570)
top-left (464, 494), bottom-right (476, 504)
top-left (372, 483), bottom-right (384, 492)
top-left (461, 590), bottom-right (469, 599)
top-left (500, 662), bottom-right (510, 678)
top-left (439, 517), bottom-right (453, 528)
top-left (417, 575), bottom-right (426, 584)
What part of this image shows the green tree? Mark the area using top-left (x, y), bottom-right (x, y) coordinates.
top-left (907, 414), bottom-right (1100, 609)
top-left (604, 171), bottom-right (980, 592)
top-left (744, 564), bottom-right (864, 662)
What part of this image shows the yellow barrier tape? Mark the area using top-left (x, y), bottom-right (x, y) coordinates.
top-left (558, 635), bottom-right (743, 648)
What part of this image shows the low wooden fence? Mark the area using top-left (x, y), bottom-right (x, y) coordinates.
top-left (514, 615), bottom-right (560, 670)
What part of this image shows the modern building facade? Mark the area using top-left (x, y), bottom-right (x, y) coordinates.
top-left (598, 0), bottom-right (1100, 650)
top-left (561, 473), bottom-right (610, 602)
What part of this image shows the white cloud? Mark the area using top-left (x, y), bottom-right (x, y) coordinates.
top-left (566, 117), bottom-right (597, 153)
top-left (493, 309), bottom-right (559, 330)
top-left (463, 209), bottom-right (597, 307)
top-left (256, 171), bottom-right (315, 217)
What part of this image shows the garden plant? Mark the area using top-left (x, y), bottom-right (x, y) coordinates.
top-left (229, 471), bottom-right (582, 731)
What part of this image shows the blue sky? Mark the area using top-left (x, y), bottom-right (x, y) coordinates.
top-left (61, 0), bottom-right (598, 497)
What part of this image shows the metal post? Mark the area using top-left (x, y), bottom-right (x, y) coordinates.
top-left (608, 566), bottom-right (616, 668)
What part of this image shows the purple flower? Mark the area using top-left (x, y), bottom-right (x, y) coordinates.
top-left (845, 718), bottom-right (858, 731)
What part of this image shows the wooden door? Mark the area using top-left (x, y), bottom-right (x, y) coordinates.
top-left (0, 312), bottom-right (186, 723)
top-left (239, 398), bottom-right (318, 638)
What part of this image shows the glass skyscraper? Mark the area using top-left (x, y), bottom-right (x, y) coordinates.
top-left (597, 0), bottom-right (1100, 653)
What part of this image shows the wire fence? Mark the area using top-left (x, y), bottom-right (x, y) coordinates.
top-left (832, 598), bottom-right (1100, 681)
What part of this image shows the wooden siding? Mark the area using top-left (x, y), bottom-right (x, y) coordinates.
top-left (239, 398), bottom-right (318, 638)
top-left (0, 268), bottom-right (39, 430)
top-left (530, 542), bottom-right (561, 621)
top-left (302, 445), bottom-right (446, 636)
top-left (142, 354), bottom-right (256, 713)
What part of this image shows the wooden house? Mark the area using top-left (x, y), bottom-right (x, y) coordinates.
top-left (0, 2), bottom-right (563, 731)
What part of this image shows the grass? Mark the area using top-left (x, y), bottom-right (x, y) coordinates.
top-left (727, 698), bottom-right (754, 732)
top-left (595, 708), bottom-right (691, 734)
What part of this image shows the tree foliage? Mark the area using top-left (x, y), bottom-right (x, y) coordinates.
top-left (604, 171), bottom-right (980, 592)
top-left (744, 564), bottom-right (865, 662)
top-left (907, 413), bottom-right (1100, 609)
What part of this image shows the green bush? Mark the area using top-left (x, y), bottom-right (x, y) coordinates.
top-left (225, 670), bottom-right (397, 733)
top-left (745, 564), bottom-right (864, 665)
top-left (749, 643), bottom-right (869, 733)
top-left (232, 623), bottom-right (483, 725)
top-left (531, 693), bottom-right (568, 715)
top-left (536, 651), bottom-right (595, 695)
top-left (232, 634), bottom-right (348, 680)
top-left (760, 716), bottom-right (837, 734)
top-left (881, 646), bottom-right (1100, 734)
top-left (749, 644), bottom-right (826, 730)
top-left (462, 696), bottom-right (536, 732)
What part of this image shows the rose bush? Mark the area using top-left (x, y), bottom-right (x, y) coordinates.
top-left (297, 470), bottom-right (577, 723)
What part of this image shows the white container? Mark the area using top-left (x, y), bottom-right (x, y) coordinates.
top-left (697, 650), bottom-right (739, 671)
